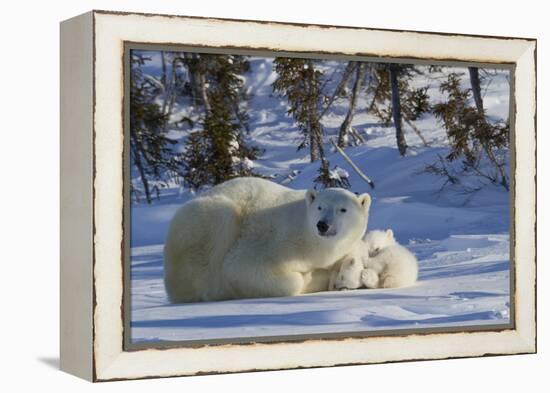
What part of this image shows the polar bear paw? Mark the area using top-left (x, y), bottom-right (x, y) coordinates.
top-left (361, 268), bottom-right (380, 289)
top-left (333, 258), bottom-right (363, 290)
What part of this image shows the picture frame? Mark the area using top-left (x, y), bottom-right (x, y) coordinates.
top-left (60, 10), bottom-right (536, 382)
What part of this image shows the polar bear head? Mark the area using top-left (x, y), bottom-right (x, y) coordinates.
top-left (305, 188), bottom-right (371, 243)
top-left (364, 229), bottom-right (396, 256)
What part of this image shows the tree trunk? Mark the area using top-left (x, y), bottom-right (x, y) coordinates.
top-left (160, 51), bottom-right (167, 87)
top-left (319, 61), bottom-right (356, 120)
top-left (367, 70), bottom-right (383, 113)
top-left (468, 67), bottom-right (484, 114)
top-left (183, 53), bottom-right (211, 113)
top-left (389, 64), bottom-right (407, 156)
top-left (197, 70), bottom-right (211, 113)
top-left (316, 128), bottom-right (326, 162)
top-left (233, 103), bottom-right (250, 132)
top-left (305, 68), bottom-right (321, 163)
top-left (160, 53), bottom-right (172, 119)
top-left (337, 63), bottom-right (366, 147)
top-left (309, 122), bottom-right (320, 162)
top-left (130, 138), bottom-right (152, 204)
top-left (161, 57), bottom-right (183, 133)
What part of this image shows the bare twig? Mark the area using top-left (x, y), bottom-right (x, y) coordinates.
top-left (330, 138), bottom-right (375, 189)
top-left (349, 126), bottom-right (366, 145)
top-left (403, 116), bottom-right (430, 147)
top-left (318, 62), bottom-right (356, 120)
top-left (318, 63), bottom-right (343, 97)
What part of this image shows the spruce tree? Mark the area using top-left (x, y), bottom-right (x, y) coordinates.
top-left (368, 64), bottom-right (431, 154)
top-left (389, 64), bottom-right (407, 156)
top-left (468, 67), bottom-right (484, 113)
top-left (129, 52), bottom-right (184, 203)
top-left (272, 58), bottom-right (346, 188)
top-left (272, 58), bottom-right (325, 162)
top-left (337, 62), bottom-right (368, 147)
top-left (181, 54), bottom-right (259, 190)
top-left (431, 72), bottom-right (509, 191)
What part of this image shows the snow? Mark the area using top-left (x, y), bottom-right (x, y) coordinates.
top-left (329, 166), bottom-right (350, 180)
top-left (242, 157), bottom-right (254, 170)
top-left (129, 52), bottom-right (511, 343)
top-left (130, 234), bottom-right (509, 342)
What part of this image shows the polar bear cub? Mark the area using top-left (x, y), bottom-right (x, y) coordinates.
top-left (361, 229), bottom-right (418, 289)
top-left (331, 229), bottom-right (418, 290)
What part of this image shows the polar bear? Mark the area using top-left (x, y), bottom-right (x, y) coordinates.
top-left (330, 229), bottom-right (418, 290)
top-left (361, 229), bottom-right (418, 288)
top-left (164, 177), bottom-right (371, 302)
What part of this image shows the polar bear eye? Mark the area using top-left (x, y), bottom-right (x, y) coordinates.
top-left (317, 206), bottom-right (322, 211)
top-left (340, 208), bottom-right (347, 213)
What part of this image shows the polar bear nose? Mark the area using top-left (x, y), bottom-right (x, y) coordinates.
top-left (317, 221), bottom-right (330, 234)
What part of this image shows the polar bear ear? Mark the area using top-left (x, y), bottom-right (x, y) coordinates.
top-left (386, 229), bottom-right (394, 239)
top-left (357, 193), bottom-right (371, 212)
top-left (306, 189), bottom-right (317, 206)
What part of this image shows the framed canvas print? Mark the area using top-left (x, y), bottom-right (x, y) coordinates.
top-left (60, 10), bottom-right (537, 382)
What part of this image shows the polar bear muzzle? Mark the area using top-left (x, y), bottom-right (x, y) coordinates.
top-left (316, 220), bottom-right (336, 236)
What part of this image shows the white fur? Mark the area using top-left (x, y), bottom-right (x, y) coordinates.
top-left (330, 257), bottom-right (364, 290)
top-left (164, 177), bottom-right (371, 302)
top-left (362, 229), bottom-right (419, 288)
top-left (328, 240), bottom-right (367, 290)
top-left (331, 229), bottom-right (418, 290)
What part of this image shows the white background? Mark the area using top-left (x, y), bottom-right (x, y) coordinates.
top-left (0, 0), bottom-right (545, 391)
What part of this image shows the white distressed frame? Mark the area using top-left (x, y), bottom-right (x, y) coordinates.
top-left (60, 10), bottom-right (536, 381)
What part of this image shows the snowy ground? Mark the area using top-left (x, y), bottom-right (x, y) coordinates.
top-left (129, 54), bottom-right (511, 344)
top-left (131, 234), bottom-right (509, 343)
